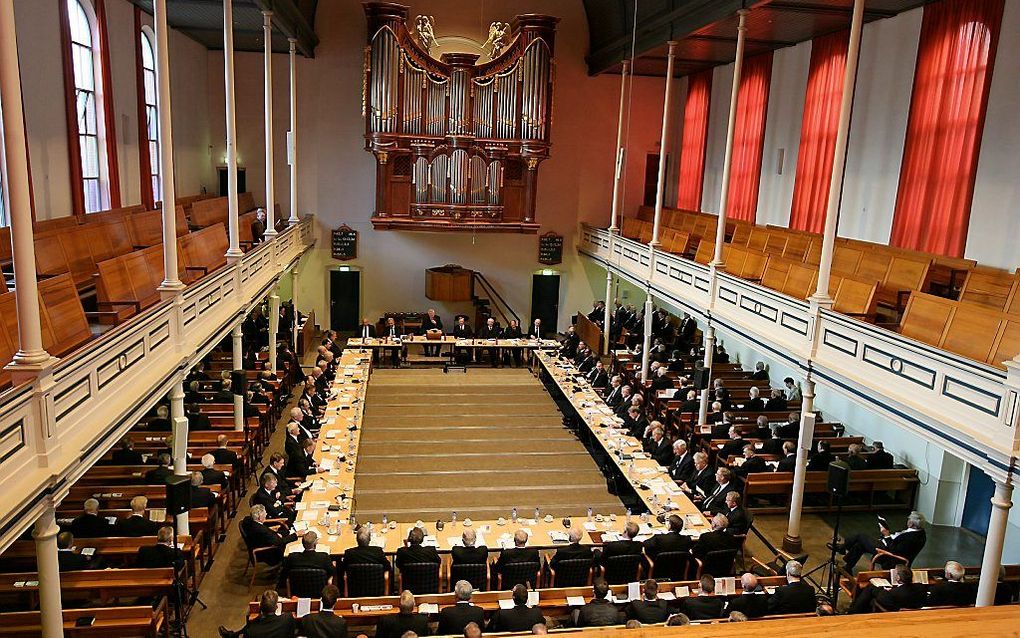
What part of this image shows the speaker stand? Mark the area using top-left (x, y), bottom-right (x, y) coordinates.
top-left (802, 494), bottom-right (845, 605)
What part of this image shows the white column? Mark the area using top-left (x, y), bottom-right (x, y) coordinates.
top-left (810, 0), bottom-right (864, 306)
top-left (269, 291), bottom-right (280, 376)
top-left (608, 60), bottom-right (629, 234)
top-left (697, 326), bottom-right (715, 426)
top-left (262, 11), bottom-right (278, 239)
top-left (710, 9), bottom-right (749, 268)
top-left (784, 375), bottom-right (816, 553)
top-left (288, 38), bottom-right (299, 226)
top-left (0, 1), bottom-right (50, 367)
top-left (33, 504), bottom-right (63, 638)
top-left (649, 42), bottom-right (678, 248)
top-left (153, 0), bottom-right (183, 291)
top-left (232, 322), bottom-right (244, 432)
top-left (640, 292), bottom-right (654, 383)
top-left (976, 481), bottom-right (1013, 606)
top-left (602, 273), bottom-right (613, 356)
top-left (223, 0), bottom-right (242, 259)
top-left (169, 380), bottom-right (190, 535)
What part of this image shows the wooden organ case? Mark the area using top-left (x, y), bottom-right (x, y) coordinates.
top-left (363, 3), bottom-right (558, 233)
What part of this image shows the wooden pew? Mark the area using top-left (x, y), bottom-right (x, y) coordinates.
top-left (743, 468), bottom-right (919, 514)
top-left (0, 568), bottom-right (173, 609)
top-left (94, 246), bottom-right (166, 324)
top-left (178, 223), bottom-right (228, 278)
top-left (957, 267), bottom-right (1018, 311)
top-left (126, 207), bottom-right (188, 248)
top-left (0, 601), bottom-right (167, 637)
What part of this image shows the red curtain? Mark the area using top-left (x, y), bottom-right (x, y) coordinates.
top-left (677, 70), bottom-right (712, 211)
top-left (725, 52), bottom-right (773, 223)
top-left (789, 30), bottom-right (850, 233)
top-left (890, 0), bottom-right (1004, 257)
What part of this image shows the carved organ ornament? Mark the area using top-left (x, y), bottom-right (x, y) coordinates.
top-left (363, 2), bottom-right (559, 233)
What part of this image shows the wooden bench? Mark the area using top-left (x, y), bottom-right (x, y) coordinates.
top-left (126, 207), bottom-right (188, 248)
top-left (743, 468), bottom-right (919, 514)
top-left (0, 601), bottom-right (168, 637)
top-left (0, 568), bottom-right (173, 610)
top-left (94, 246), bottom-right (168, 324)
top-left (957, 267), bottom-right (1019, 312)
top-left (189, 193), bottom-right (258, 229)
top-left (898, 291), bottom-right (1020, 369)
top-left (178, 223), bottom-right (228, 278)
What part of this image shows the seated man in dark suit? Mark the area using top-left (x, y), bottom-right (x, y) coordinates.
top-left (748, 361), bottom-right (769, 382)
top-left (644, 425), bottom-right (674, 466)
top-left (927, 560), bottom-right (977, 607)
top-left (843, 443), bottom-right (869, 470)
top-left (70, 499), bottom-right (113, 538)
top-left (764, 388), bottom-right (787, 411)
top-left (494, 528), bottom-right (541, 584)
top-left (111, 438), bottom-right (144, 465)
top-left (376, 591), bottom-right (430, 638)
top-left (721, 492), bottom-right (750, 536)
top-left (604, 376), bottom-right (624, 408)
top-left (837, 511), bottom-right (927, 572)
top-left (147, 404), bottom-right (173, 431)
top-left (681, 452), bottom-right (717, 503)
top-left (251, 473), bottom-right (295, 523)
top-left (700, 468), bottom-right (737, 515)
top-left (676, 575), bottom-right (725, 620)
top-left (643, 514), bottom-right (694, 564)
top-left (452, 528), bottom-right (489, 565)
top-left (278, 530), bottom-right (333, 591)
top-left (199, 454), bottom-right (230, 490)
top-left (287, 437), bottom-right (319, 478)
top-left (627, 579), bottom-right (670, 624)
top-left (144, 454), bottom-right (174, 485)
top-left (575, 578), bottom-right (623, 627)
top-left (210, 434), bottom-right (240, 467)
top-left (806, 440), bottom-right (834, 471)
top-left (549, 527), bottom-right (594, 573)
top-left (490, 584), bottom-right (546, 632)
top-left (395, 526), bottom-right (441, 572)
top-left (586, 361), bottom-right (610, 389)
top-left (186, 403), bottom-right (212, 431)
top-left (239, 505), bottom-right (297, 567)
top-left (264, 453), bottom-right (299, 502)
top-left (741, 386), bottom-right (765, 412)
top-left (776, 412), bottom-right (801, 439)
top-left (866, 440), bottom-right (895, 469)
top-left (650, 367), bottom-right (673, 392)
top-left (342, 527), bottom-right (391, 574)
top-left (136, 526), bottom-right (185, 571)
top-left (668, 440), bottom-right (695, 485)
top-left (849, 564), bottom-right (929, 613)
top-left (595, 521), bottom-right (642, 570)
top-left (692, 514), bottom-right (739, 562)
top-left (723, 573), bottom-right (769, 618)
top-left (56, 532), bottom-right (101, 571)
top-left (759, 424), bottom-right (786, 456)
top-left (733, 444), bottom-right (768, 478)
top-left (298, 584), bottom-right (347, 638)
top-left (116, 496), bottom-right (160, 537)
top-left (767, 560), bottom-right (816, 614)
top-left (476, 317), bottom-right (502, 367)
top-left (775, 441), bottom-right (798, 473)
top-left (219, 589), bottom-right (297, 638)
top-left (719, 426), bottom-right (747, 460)
top-left (437, 580), bottom-right (486, 636)
top-left (189, 472), bottom-right (218, 509)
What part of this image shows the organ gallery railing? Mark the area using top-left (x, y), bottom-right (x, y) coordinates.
top-left (363, 2), bottom-right (558, 232)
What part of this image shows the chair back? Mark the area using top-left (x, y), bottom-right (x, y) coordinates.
top-left (603, 554), bottom-right (642, 584)
top-left (499, 561), bottom-right (541, 590)
top-left (549, 559), bottom-right (593, 587)
top-left (288, 568), bottom-right (329, 598)
top-left (700, 549), bottom-right (738, 577)
top-left (399, 562), bottom-right (441, 594)
top-left (649, 551), bottom-right (696, 581)
top-left (346, 563), bottom-right (388, 597)
top-left (450, 563), bottom-right (489, 592)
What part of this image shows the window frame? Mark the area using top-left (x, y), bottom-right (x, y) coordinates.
top-left (140, 26), bottom-right (160, 203)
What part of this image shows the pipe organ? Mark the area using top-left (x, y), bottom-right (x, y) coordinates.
top-left (363, 2), bottom-right (558, 232)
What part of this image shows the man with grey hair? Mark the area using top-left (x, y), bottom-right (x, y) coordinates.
top-left (490, 584), bottom-right (546, 632)
top-left (668, 439), bottom-right (694, 484)
top-left (927, 560), bottom-right (977, 607)
top-left (377, 591), bottom-right (429, 638)
top-left (70, 498), bottom-right (112, 538)
top-left (724, 572), bottom-right (768, 618)
top-left (767, 560), bottom-right (816, 614)
top-left (438, 580), bottom-right (486, 635)
top-left (239, 504), bottom-right (296, 566)
top-left (200, 453), bottom-right (229, 489)
top-left (743, 385), bottom-right (764, 411)
top-left (190, 471), bottom-right (217, 509)
top-left (452, 527), bottom-right (489, 565)
top-left (693, 514), bottom-right (738, 559)
top-left (494, 528), bottom-right (539, 578)
top-left (549, 526), bottom-right (593, 571)
top-left (279, 530), bottom-right (333, 590)
top-left (596, 521), bottom-right (642, 571)
top-left (837, 511), bottom-right (927, 572)
top-left (116, 495), bottom-right (160, 537)
top-left (342, 525), bottom-right (390, 573)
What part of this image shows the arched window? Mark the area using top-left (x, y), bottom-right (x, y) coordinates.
top-left (140, 29), bottom-right (160, 202)
top-left (68, 0), bottom-right (107, 213)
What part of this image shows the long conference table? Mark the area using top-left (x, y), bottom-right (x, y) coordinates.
top-left (285, 347), bottom-right (709, 561)
top-left (345, 335), bottom-right (561, 362)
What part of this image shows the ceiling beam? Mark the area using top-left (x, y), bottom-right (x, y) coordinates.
top-left (686, 33), bottom-right (799, 47)
top-left (253, 0), bottom-right (319, 58)
top-left (765, 1), bottom-right (897, 19)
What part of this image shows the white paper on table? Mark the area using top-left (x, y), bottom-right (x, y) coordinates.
top-left (328, 536), bottom-right (338, 543)
top-left (583, 522), bottom-right (598, 532)
top-left (527, 591), bottom-right (539, 607)
top-left (628, 582), bottom-right (641, 601)
top-left (295, 598), bottom-right (311, 617)
top-left (447, 537), bottom-right (463, 547)
top-left (293, 522), bottom-right (309, 534)
top-left (301, 510), bottom-right (319, 522)
top-left (633, 535), bottom-right (652, 543)
top-left (311, 501), bottom-right (330, 509)
top-left (566, 596), bottom-right (586, 606)
top-left (497, 599), bottom-right (515, 610)
top-left (764, 586), bottom-right (777, 594)
top-left (601, 532), bottom-right (622, 542)
top-left (295, 502), bottom-right (308, 511)
top-left (325, 430), bottom-right (338, 439)
top-left (675, 586), bottom-right (690, 598)
top-left (869, 578), bottom-right (892, 588)
top-left (423, 535), bottom-right (438, 547)
top-left (912, 570), bottom-right (929, 585)
top-left (418, 603), bottom-right (439, 614)
top-left (474, 534), bottom-right (487, 547)
top-left (315, 544), bottom-right (330, 554)
top-left (657, 592), bottom-right (676, 601)
top-left (319, 459), bottom-right (334, 472)
top-left (548, 531), bottom-right (569, 543)
top-left (715, 577), bottom-right (736, 596)
top-left (370, 534), bottom-right (386, 548)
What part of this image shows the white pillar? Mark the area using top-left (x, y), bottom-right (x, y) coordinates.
top-left (288, 38), bottom-right (299, 226)
top-left (697, 326), bottom-right (715, 426)
top-left (153, 0), bottom-right (183, 291)
top-left (223, 0), bottom-right (242, 259)
top-left (262, 11), bottom-right (278, 239)
top-left (602, 273), bottom-right (613, 356)
top-left (650, 42), bottom-right (678, 248)
top-left (976, 481), bottom-right (1013, 606)
top-left (640, 292), bottom-right (654, 383)
top-left (810, 0), bottom-right (864, 306)
top-left (608, 60), bottom-right (629, 234)
top-left (232, 321), bottom-right (244, 432)
top-left (0, 1), bottom-right (50, 367)
top-left (710, 9), bottom-right (749, 268)
top-left (169, 380), bottom-right (190, 535)
top-left (784, 375), bottom-right (816, 553)
top-left (33, 504), bottom-right (63, 638)
top-left (269, 291), bottom-right (280, 375)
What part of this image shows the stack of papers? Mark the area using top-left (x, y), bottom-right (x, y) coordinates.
top-left (566, 596), bottom-right (586, 606)
top-left (418, 603), bottom-right (440, 614)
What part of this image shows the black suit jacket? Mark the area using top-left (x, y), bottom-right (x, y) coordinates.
top-left (437, 602), bottom-right (486, 636)
top-left (767, 580), bottom-right (816, 614)
top-left (549, 542), bottom-right (593, 569)
top-left (495, 546), bottom-right (540, 573)
top-left (724, 591), bottom-right (769, 618)
top-left (490, 604), bottom-right (545, 632)
top-left (57, 550), bottom-right (98, 571)
top-left (111, 448), bottom-right (144, 465)
top-left (240, 516), bottom-right (297, 565)
top-left (877, 529), bottom-right (926, 567)
top-left (477, 326), bottom-right (501, 339)
top-left (668, 453), bottom-right (695, 484)
top-left (451, 545), bottom-right (489, 565)
top-left (136, 543), bottom-right (185, 570)
top-left (687, 467), bottom-right (716, 497)
top-left (627, 599), bottom-right (670, 623)
top-left (867, 449), bottom-right (895, 469)
top-left (596, 539), bottom-right (642, 566)
top-left (642, 531), bottom-right (693, 559)
top-left (452, 324), bottom-right (474, 338)
top-left (211, 448), bottom-right (239, 466)
top-left (807, 451), bottom-right (834, 471)
top-left (287, 451), bottom-right (317, 478)
top-left (876, 583), bottom-right (930, 611)
top-left (587, 369), bottom-right (609, 389)
top-left (735, 456), bottom-right (768, 477)
top-left (723, 506), bottom-right (750, 535)
top-left (342, 545), bottom-right (391, 571)
top-left (70, 514), bottom-right (113, 539)
top-left (927, 581), bottom-right (976, 607)
top-left (116, 514), bottom-right (160, 537)
top-left (692, 530), bottom-right (737, 559)
top-left (357, 324), bottom-right (377, 339)
top-left (144, 466), bottom-right (173, 485)
top-left (741, 398), bottom-right (765, 412)
top-left (190, 486), bottom-right (217, 509)
top-left (678, 595), bottom-right (725, 620)
top-left (299, 611), bottom-right (347, 638)
top-left (576, 598), bottom-right (622, 627)
top-left (720, 438), bottom-right (747, 459)
top-left (202, 467), bottom-right (229, 489)
top-left (420, 315), bottom-right (443, 333)
top-left (395, 544), bottom-right (441, 569)
top-left (278, 549), bottom-right (334, 587)
top-left (765, 396), bottom-right (788, 411)
top-left (376, 612), bottom-right (430, 638)
top-left (242, 613), bottom-right (298, 638)
top-left (650, 439), bottom-right (673, 466)
top-left (604, 386), bottom-right (623, 407)
top-left (776, 454), bottom-right (798, 473)
top-left (251, 487), bottom-right (292, 520)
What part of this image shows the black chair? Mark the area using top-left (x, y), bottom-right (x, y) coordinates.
top-left (547, 558), bottom-right (593, 587)
top-left (497, 561), bottom-right (542, 590)
top-left (287, 568), bottom-right (329, 598)
top-left (345, 563), bottom-right (390, 597)
top-left (398, 562), bottom-right (441, 594)
top-left (602, 554), bottom-right (642, 584)
top-left (696, 549), bottom-right (738, 578)
top-left (450, 562), bottom-right (489, 592)
top-left (646, 551), bottom-right (696, 581)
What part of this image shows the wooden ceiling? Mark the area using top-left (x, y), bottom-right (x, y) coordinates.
top-left (583, 0), bottom-right (934, 77)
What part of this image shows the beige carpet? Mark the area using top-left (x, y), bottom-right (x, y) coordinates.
top-left (353, 368), bottom-right (626, 522)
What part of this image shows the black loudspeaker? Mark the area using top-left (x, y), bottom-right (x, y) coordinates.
top-left (827, 460), bottom-right (851, 498)
top-left (231, 370), bottom-right (246, 395)
top-left (693, 368), bottom-right (711, 390)
top-left (166, 475), bottom-right (191, 516)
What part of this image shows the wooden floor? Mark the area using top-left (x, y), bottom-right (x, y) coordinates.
top-left (352, 368), bottom-right (627, 522)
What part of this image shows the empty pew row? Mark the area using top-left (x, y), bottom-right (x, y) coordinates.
top-left (188, 192), bottom-right (257, 229)
top-left (0, 601), bottom-right (168, 637)
top-left (743, 468), bottom-right (919, 514)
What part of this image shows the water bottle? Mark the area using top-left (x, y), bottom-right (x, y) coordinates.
top-left (452, 511), bottom-right (457, 525)
top-left (587, 507), bottom-right (593, 521)
top-left (534, 507), bottom-right (540, 521)
top-left (382, 513), bottom-right (388, 526)
top-left (511, 507), bottom-right (518, 523)
top-left (626, 508), bottom-right (632, 523)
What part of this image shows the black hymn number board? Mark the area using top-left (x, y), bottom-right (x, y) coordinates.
top-left (538, 232), bottom-right (563, 265)
top-left (331, 225), bottom-right (358, 261)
